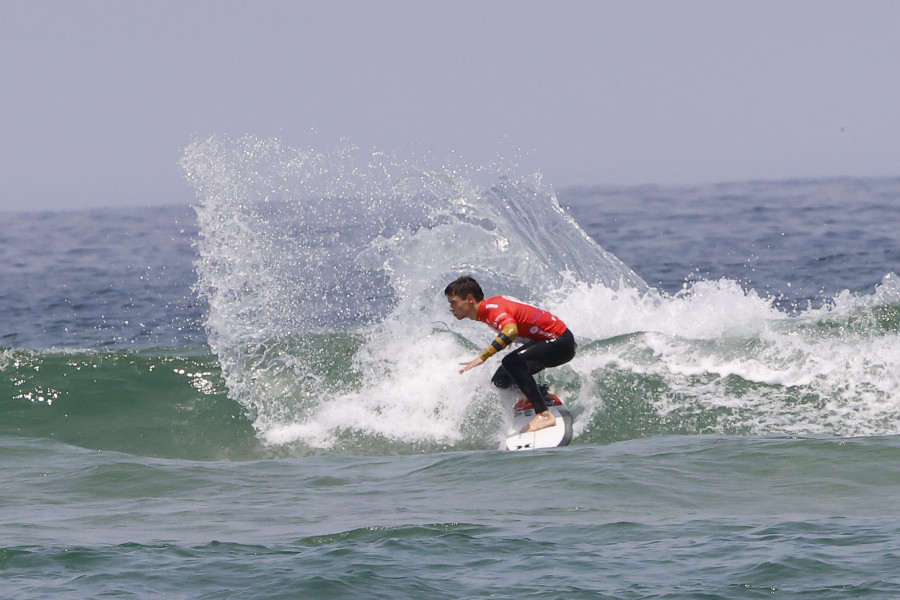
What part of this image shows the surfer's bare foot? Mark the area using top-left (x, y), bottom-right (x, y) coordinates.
top-left (521, 411), bottom-right (555, 433)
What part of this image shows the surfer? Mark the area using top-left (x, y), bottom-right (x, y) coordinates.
top-left (444, 276), bottom-right (577, 433)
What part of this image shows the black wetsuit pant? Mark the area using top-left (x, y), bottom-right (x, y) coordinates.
top-left (491, 329), bottom-right (576, 414)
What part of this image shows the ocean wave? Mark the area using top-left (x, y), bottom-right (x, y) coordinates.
top-left (4, 284), bottom-right (897, 459)
top-left (5, 142), bottom-right (897, 459)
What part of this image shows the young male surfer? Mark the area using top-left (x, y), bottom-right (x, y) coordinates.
top-left (444, 276), bottom-right (577, 433)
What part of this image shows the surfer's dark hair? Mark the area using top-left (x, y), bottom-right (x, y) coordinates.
top-left (444, 276), bottom-right (484, 302)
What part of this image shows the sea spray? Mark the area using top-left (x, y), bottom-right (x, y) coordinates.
top-left (180, 135), bottom-right (646, 450)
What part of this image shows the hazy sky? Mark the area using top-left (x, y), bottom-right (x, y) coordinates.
top-left (2, 1), bottom-right (899, 211)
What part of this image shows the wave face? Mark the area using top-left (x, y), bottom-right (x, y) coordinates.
top-left (0, 347), bottom-right (258, 460)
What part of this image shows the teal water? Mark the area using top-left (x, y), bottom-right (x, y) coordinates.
top-left (2, 137), bottom-right (899, 597)
top-left (3, 435), bottom-right (900, 598)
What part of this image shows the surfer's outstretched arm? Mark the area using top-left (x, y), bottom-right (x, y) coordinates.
top-left (479, 324), bottom-right (518, 360)
top-left (458, 323), bottom-right (517, 374)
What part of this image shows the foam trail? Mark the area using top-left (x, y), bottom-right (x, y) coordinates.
top-left (565, 273), bottom-right (900, 440)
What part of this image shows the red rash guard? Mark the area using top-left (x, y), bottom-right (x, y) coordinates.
top-left (476, 296), bottom-right (567, 361)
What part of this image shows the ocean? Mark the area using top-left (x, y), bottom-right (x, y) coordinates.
top-left (2, 136), bottom-right (899, 598)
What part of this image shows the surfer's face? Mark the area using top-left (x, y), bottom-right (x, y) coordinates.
top-left (447, 294), bottom-right (478, 320)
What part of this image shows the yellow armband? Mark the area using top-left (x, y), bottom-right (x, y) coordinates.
top-left (479, 323), bottom-right (518, 361)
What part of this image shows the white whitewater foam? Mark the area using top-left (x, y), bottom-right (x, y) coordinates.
top-left (182, 135), bottom-right (646, 448)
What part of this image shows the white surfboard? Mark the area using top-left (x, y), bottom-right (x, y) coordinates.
top-left (504, 396), bottom-right (573, 451)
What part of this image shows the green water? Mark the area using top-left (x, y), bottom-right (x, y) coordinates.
top-left (3, 435), bottom-right (899, 599)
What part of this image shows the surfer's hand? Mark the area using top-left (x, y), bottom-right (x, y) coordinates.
top-left (458, 357), bottom-right (485, 373)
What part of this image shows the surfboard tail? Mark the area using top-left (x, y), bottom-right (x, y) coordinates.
top-left (505, 398), bottom-right (573, 451)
